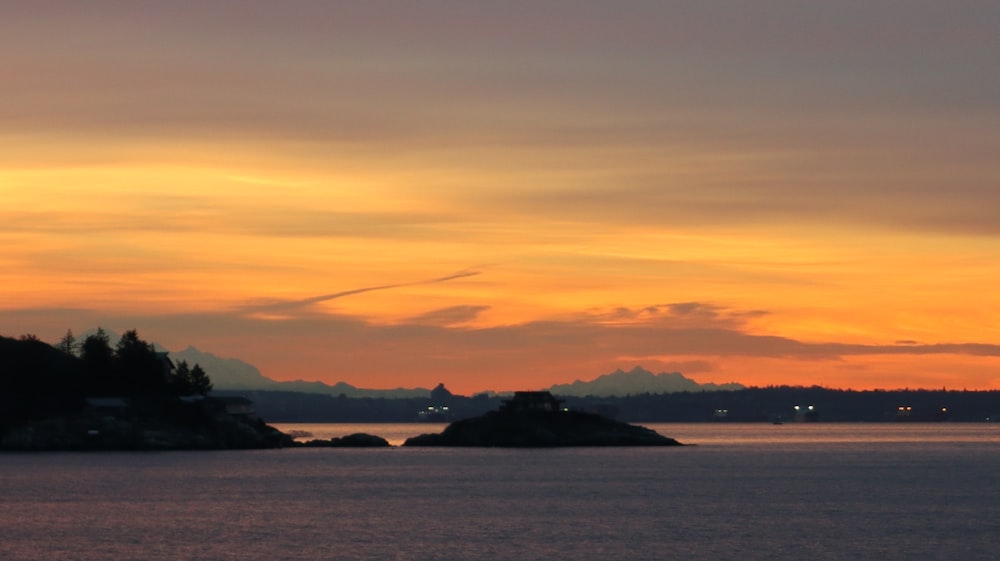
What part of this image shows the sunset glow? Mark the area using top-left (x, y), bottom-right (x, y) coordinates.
top-left (3, 2), bottom-right (999, 394)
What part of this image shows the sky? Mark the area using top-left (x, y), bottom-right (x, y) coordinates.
top-left (3, 1), bottom-right (999, 394)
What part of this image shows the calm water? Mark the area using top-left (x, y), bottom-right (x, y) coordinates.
top-left (2, 423), bottom-right (999, 561)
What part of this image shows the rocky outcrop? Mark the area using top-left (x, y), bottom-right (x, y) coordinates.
top-left (0, 416), bottom-right (291, 451)
top-left (0, 398), bottom-right (293, 451)
top-left (296, 433), bottom-right (391, 447)
top-left (404, 409), bottom-right (682, 447)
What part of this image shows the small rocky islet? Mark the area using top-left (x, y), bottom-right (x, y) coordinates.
top-left (403, 391), bottom-right (682, 447)
top-left (296, 433), bottom-right (391, 448)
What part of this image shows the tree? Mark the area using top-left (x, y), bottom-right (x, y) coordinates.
top-left (114, 329), bottom-right (164, 394)
top-left (80, 328), bottom-right (114, 393)
top-left (56, 329), bottom-right (77, 356)
top-left (170, 360), bottom-right (212, 396)
top-left (189, 364), bottom-right (213, 396)
top-left (4, 335), bottom-right (48, 392)
top-left (171, 360), bottom-right (193, 395)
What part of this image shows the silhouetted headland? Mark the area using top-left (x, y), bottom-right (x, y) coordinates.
top-left (404, 391), bottom-right (683, 447)
top-left (0, 330), bottom-right (292, 451)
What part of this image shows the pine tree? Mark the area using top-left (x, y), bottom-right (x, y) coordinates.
top-left (114, 329), bottom-right (163, 394)
top-left (80, 327), bottom-right (114, 393)
top-left (56, 329), bottom-right (77, 356)
top-left (189, 364), bottom-right (213, 396)
top-left (172, 360), bottom-right (193, 395)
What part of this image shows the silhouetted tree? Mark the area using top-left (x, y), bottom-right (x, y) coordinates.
top-left (55, 329), bottom-right (77, 356)
top-left (0, 333), bottom-right (88, 393)
top-left (4, 335), bottom-right (47, 392)
top-left (172, 360), bottom-right (193, 395)
top-left (114, 329), bottom-right (164, 394)
top-left (170, 360), bottom-right (213, 396)
top-left (80, 328), bottom-right (114, 393)
top-left (189, 364), bottom-right (212, 396)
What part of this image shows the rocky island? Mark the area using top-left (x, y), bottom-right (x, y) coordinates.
top-left (296, 432), bottom-right (391, 447)
top-left (404, 391), bottom-right (682, 447)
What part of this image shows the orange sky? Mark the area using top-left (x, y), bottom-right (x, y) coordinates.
top-left (3, 2), bottom-right (1000, 394)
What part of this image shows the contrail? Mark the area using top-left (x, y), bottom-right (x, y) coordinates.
top-left (239, 269), bottom-right (480, 313)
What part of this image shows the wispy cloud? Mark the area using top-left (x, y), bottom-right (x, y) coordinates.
top-left (408, 305), bottom-right (491, 326)
top-left (236, 269), bottom-right (481, 315)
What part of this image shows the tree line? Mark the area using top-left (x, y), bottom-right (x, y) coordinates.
top-left (1, 328), bottom-right (212, 397)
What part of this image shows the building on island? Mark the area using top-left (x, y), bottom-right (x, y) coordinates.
top-left (793, 404), bottom-right (819, 422)
top-left (500, 391), bottom-right (565, 413)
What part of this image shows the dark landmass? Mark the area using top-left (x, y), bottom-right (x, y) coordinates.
top-left (296, 433), bottom-right (390, 448)
top-left (1, 395), bottom-right (292, 451)
top-left (404, 391), bottom-right (682, 447)
top-left (404, 409), bottom-right (681, 447)
top-left (5, 328), bottom-right (1000, 452)
top-left (229, 386), bottom-right (1000, 424)
top-left (0, 332), bottom-right (291, 451)
top-left (213, 388), bottom-right (500, 423)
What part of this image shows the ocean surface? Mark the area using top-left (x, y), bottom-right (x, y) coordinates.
top-left (2, 423), bottom-right (999, 561)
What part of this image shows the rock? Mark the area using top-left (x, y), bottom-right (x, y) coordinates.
top-left (0, 399), bottom-right (295, 451)
top-left (404, 408), bottom-right (683, 447)
top-left (298, 433), bottom-right (390, 447)
top-left (330, 433), bottom-right (391, 447)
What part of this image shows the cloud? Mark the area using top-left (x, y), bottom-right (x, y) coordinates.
top-left (236, 269), bottom-right (481, 315)
top-left (5, 1), bottom-right (998, 242)
top-left (583, 302), bottom-right (759, 331)
top-left (408, 305), bottom-right (491, 326)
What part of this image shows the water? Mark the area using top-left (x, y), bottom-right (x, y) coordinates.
top-left (2, 424), bottom-right (999, 561)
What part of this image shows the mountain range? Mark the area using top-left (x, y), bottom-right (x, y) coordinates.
top-left (169, 347), bottom-right (742, 397)
top-left (170, 346), bottom-right (432, 398)
top-left (547, 366), bottom-right (744, 396)
top-left (71, 329), bottom-right (740, 397)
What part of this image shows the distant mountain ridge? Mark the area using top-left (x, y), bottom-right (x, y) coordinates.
top-left (172, 347), bottom-right (740, 398)
top-left (169, 346), bottom-right (431, 398)
top-left (173, 347), bottom-right (740, 398)
top-left (546, 366), bottom-right (743, 397)
top-left (171, 346), bottom-right (273, 389)
top-left (75, 329), bottom-right (739, 398)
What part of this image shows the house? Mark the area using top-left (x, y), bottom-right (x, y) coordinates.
top-left (211, 396), bottom-right (257, 418)
top-left (85, 397), bottom-right (129, 414)
top-left (500, 391), bottom-right (565, 413)
top-left (154, 351), bottom-right (175, 381)
top-left (793, 404), bottom-right (819, 422)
